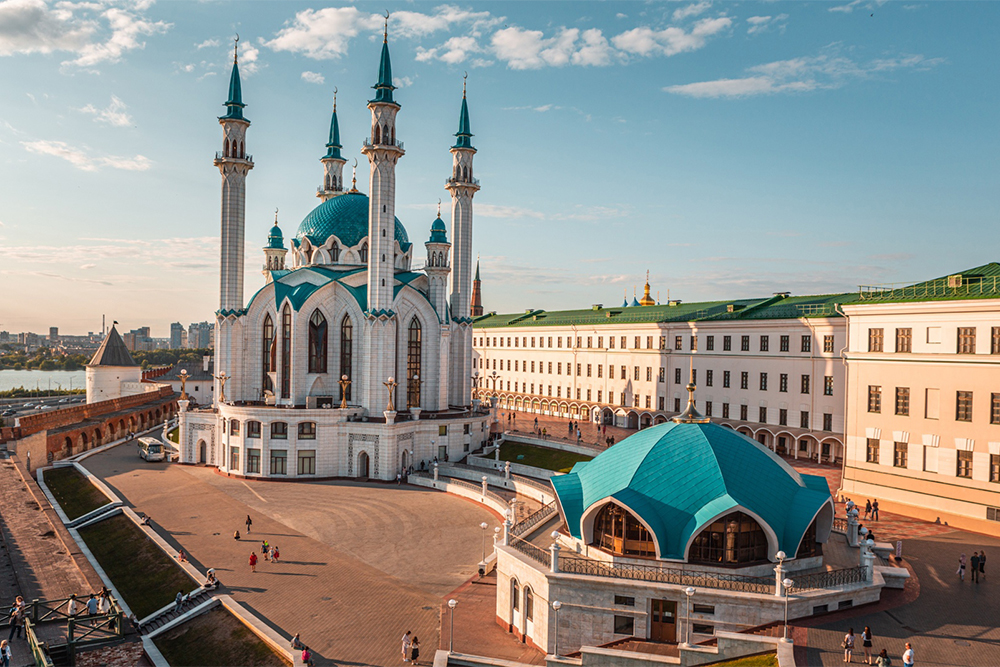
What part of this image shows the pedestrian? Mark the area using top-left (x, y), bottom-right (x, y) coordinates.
top-left (177, 549), bottom-right (186, 562)
top-left (875, 648), bottom-right (891, 667)
top-left (0, 639), bottom-right (10, 667)
top-left (533, 417), bottom-right (538, 430)
top-left (67, 594), bottom-right (78, 617)
top-left (174, 591), bottom-right (184, 612)
top-left (861, 626), bottom-right (873, 664)
top-left (410, 636), bottom-right (421, 665)
top-left (902, 642), bottom-right (914, 667)
top-left (396, 472), bottom-right (401, 485)
top-left (272, 546), bottom-right (280, 563)
top-left (6, 609), bottom-right (21, 642)
top-left (301, 647), bottom-right (314, 667)
top-left (249, 551), bottom-right (258, 573)
top-left (979, 549), bottom-right (986, 578)
top-left (234, 529), bottom-right (241, 540)
top-left (402, 630), bottom-right (412, 662)
top-left (246, 514), bottom-right (252, 533)
top-left (970, 552), bottom-right (980, 583)
top-left (864, 499), bottom-right (872, 520)
top-left (291, 633), bottom-right (304, 650)
top-left (567, 421), bottom-right (572, 434)
top-left (98, 591), bottom-right (111, 615)
top-left (86, 594), bottom-right (98, 615)
top-left (843, 627), bottom-right (855, 663)
top-left (957, 553), bottom-right (967, 582)
top-left (872, 499), bottom-right (879, 521)
top-left (261, 539), bottom-right (269, 559)
top-left (542, 427), bottom-right (547, 439)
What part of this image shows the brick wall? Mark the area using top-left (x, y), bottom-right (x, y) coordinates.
top-left (13, 386), bottom-right (174, 438)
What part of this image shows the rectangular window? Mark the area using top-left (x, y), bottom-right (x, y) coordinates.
top-left (674, 397), bottom-right (682, 412)
top-left (741, 335), bottom-right (750, 352)
top-left (557, 362), bottom-right (562, 375)
top-left (548, 337), bottom-right (553, 348)
top-left (675, 368), bottom-right (682, 384)
top-left (706, 335), bottom-right (715, 351)
top-left (634, 366), bottom-right (640, 381)
top-left (588, 336), bottom-right (593, 348)
top-left (958, 327), bottom-right (976, 354)
top-left (675, 335), bottom-right (683, 351)
top-left (760, 335), bottom-right (769, 352)
top-left (801, 375), bottom-right (811, 394)
top-left (597, 390), bottom-right (602, 403)
top-left (866, 438), bottom-right (879, 464)
top-left (271, 422), bottom-right (288, 439)
top-left (621, 366), bottom-right (627, 380)
top-left (614, 616), bottom-right (634, 635)
top-left (645, 395), bottom-right (651, 409)
top-left (990, 454), bottom-right (1000, 483)
top-left (647, 336), bottom-right (653, 349)
top-left (823, 413), bottom-right (833, 432)
top-left (646, 367), bottom-right (652, 382)
top-left (439, 425), bottom-right (448, 436)
top-left (246, 448), bottom-right (261, 474)
top-left (896, 328), bottom-right (912, 353)
top-left (597, 365), bottom-right (603, 378)
top-left (587, 364), bottom-right (592, 377)
top-left (957, 450), bottom-right (973, 478)
top-left (723, 335), bottom-right (732, 351)
top-left (780, 374), bottom-right (788, 393)
top-left (530, 361), bottom-right (535, 373)
top-left (723, 371), bottom-right (731, 388)
top-left (722, 403), bottom-right (730, 418)
top-left (993, 327), bottom-right (1000, 354)
top-left (779, 409), bottom-right (788, 426)
top-left (230, 446), bottom-right (239, 471)
top-left (693, 604), bottom-right (715, 615)
top-left (557, 337), bottom-right (562, 348)
top-left (992, 393), bottom-right (1000, 425)
top-left (895, 387), bottom-right (910, 416)
top-left (824, 376), bottom-right (834, 396)
top-left (740, 404), bottom-right (748, 421)
top-left (690, 335), bottom-right (698, 351)
top-left (658, 396), bottom-right (664, 410)
top-left (298, 450), bottom-right (316, 475)
top-left (610, 336), bottom-right (616, 349)
top-left (298, 422), bottom-right (317, 440)
top-left (548, 362), bottom-right (553, 374)
top-left (230, 420), bottom-right (240, 436)
top-left (614, 595), bottom-right (635, 606)
top-left (692, 624), bottom-right (715, 636)
top-left (247, 421), bottom-right (261, 438)
top-left (868, 328), bottom-right (884, 353)
top-left (705, 401), bottom-right (713, 417)
top-left (823, 335), bottom-right (834, 353)
top-left (609, 365), bottom-right (614, 379)
top-left (706, 369), bottom-right (713, 387)
top-left (868, 385), bottom-right (882, 413)
top-left (658, 367), bottom-right (665, 383)
top-left (659, 336), bottom-right (666, 350)
top-left (759, 372), bottom-right (768, 391)
top-left (893, 442), bottom-right (908, 468)
top-left (740, 372), bottom-right (749, 390)
top-left (622, 336), bottom-right (627, 349)
top-left (270, 450), bottom-right (287, 475)
top-left (587, 389), bottom-right (592, 401)
top-left (597, 336), bottom-right (603, 348)
top-left (801, 335), bottom-right (812, 353)
top-left (800, 411), bottom-right (810, 429)
top-left (464, 423), bottom-right (471, 434)
top-left (759, 406), bottom-right (767, 423)
top-left (576, 363), bottom-right (582, 377)
top-left (956, 391), bottom-right (973, 422)
top-left (780, 335), bottom-right (789, 352)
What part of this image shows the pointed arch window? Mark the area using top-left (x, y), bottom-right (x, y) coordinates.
top-left (407, 317), bottom-right (422, 409)
top-left (239, 141), bottom-right (244, 158)
top-left (374, 124), bottom-right (381, 144)
top-left (340, 316), bottom-right (353, 402)
top-left (223, 140), bottom-right (230, 158)
top-left (689, 511), bottom-right (769, 565)
top-left (331, 241), bottom-right (340, 262)
top-left (359, 243), bottom-right (368, 263)
top-left (308, 310), bottom-right (328, 373)
top-left (383, 124), bottom-right (390, 145)
top-left (462, 165), bottom-right (469, 181)
top-left (281, 305), bottom-right (292, 399)
top-left (592, 503), bottom-right (656, 557)
top-left (262, 314), bottom-right (274, 394)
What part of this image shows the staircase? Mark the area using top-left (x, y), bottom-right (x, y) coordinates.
top-left (139, 588), bottom-right (212, 634)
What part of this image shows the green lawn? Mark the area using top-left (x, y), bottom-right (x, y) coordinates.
top-left (154, 607), bottom-right (289, 666)
top-left (44, 466), bottom-right (109, 520)
top-left (78, 514), bottom-right (195, 618)
top-left (705, 652), bottom-right (778, 667)
top-left (497, 442), bottom-right (592, 473)
top-left (167, 426), bottom-right (179, 443)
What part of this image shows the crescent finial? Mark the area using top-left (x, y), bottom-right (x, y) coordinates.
top-left (383, 10), bottom-right (389, 41)
top-left (463, 71), bottom-right (468, 97)
top-left (333, 86), bottom-right (338, 110)
top-left (233, 33), bottom-right (240, 63)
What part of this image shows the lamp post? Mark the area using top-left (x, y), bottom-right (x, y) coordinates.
top-left (551, 601), bottom-right (562, 657)
top-left (781, 578), bottom-right (794, 643)
top-left (480, 521), bottom-right (489, 565)
top-left (487, 371), bottom-right (501, 438)
top-left (338, 374), bottom-right (351, 409)
top-left (447, 598), bottom-right (458, 653)
top-left (774, 550), bottom-right (787, 598)
top-left (682, 586), bottom-right (695, 647)
top-left (471, 371), bottom-right (480, 405)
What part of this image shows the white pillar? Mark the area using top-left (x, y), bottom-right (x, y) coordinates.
top-left (481, 475), bottom-right (489, 497)
top-left (774, 562), bottom-right (785, 597)
top-left (433, 462), bottom-right (439, 481)
top-left (504, 460), bottom-right (511, 479)
top-left (550, 542), bottom-right (561, 573)
top-left (503, 515), bottom-right (512, 546)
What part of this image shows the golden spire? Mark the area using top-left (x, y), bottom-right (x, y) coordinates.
top-left (274, 208), bottom-right (279, 225)
top-left (350, 158), bottom-right (358, 192)
top-left (463, 71), bottom-right (468, 98)
top-left (639, 269), bottom-right (655, 306)
top-left (437, 198), bottom-right (442, 217)
top-left (333, 86), bottom-right (337, 111)
top-left (233, 33), bottom-right (239, 64)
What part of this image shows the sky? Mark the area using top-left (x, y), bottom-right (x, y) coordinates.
top-left (0, 0), bottom-right (997, 336)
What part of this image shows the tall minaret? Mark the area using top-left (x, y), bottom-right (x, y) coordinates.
top-left (425, 202), bottom-right (452, 323)
top-left (446, 76), bottom-right (480, 406)
top-left (317, 89), bottom-right (347, 202)
top-left (214, 38), bottom-right (253, 312)
top-left (361, 21), bottom-right (404, 315)
top-left (470, 256), bottom-right (483, 317)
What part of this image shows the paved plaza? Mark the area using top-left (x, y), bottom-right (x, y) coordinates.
top-left (81, 444), bottom-right (501, 666)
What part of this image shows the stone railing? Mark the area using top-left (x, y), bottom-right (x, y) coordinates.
top-left (511, 502), bottom-right (557, 538)
top-left (559, 557), bottom-right (776, 594)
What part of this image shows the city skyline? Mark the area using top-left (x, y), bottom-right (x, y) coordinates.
top-left (1, 0), bottom-right (997, 332)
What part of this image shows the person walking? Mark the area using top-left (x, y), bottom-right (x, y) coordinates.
top-left (970, 552), bottom-right (981, 583)
top-left (6, 608), bottom-right (21, 642)
top-left (396, 472), bottom-right (402, 485)
top-left (864, 499), bottom-right (872, 520)
top-left (86, 594), bottom-right (98, 616)
top-left (843, 627), bottom-right (856, 663)
top-left (875, 649), bottom-right (891, 667)
top-left (872, 499), bottom-right (880, 521)
top-left (174, 591), bottom-right (184, 612)
top-left (861, 626), bottom-right (874, 664)
top-left (402, 630), bottom-right (412, 662)
top-left (245, 514), bottom-right (252, 534)
top-left (979, 549), bottom-right (986, 578)
top-left (261, 539), bottom-right (269, 560)
top-left (410, 636), bottom-right (421, 665)
top-left (0, 639), bottom-right (11, 667)
top-left (301, 646), bottom-right (314, 667)
top-left (67, 594), bottom-right (79, 617)
top-left (272, 546), bottom-right (280, 563)
top-left (902, 642), bottom-right (914, 667)
top-left (249, 551), bottom-right (258, 573)
top-left (957, 553), bottom-right (967, 582)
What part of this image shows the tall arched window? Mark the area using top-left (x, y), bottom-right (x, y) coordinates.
top-left (374, 124), bottom-right (381, 144)
top-left (331, 242), bottom-right (340, 262)
top-left (308, 310), bottom-right (328, 373)
top-left (281, 305), bottom-right (292, 399)
top-left (359, 243), bottom-right (368, 263)
top-left (407, 318), bottom-right (422, 408)
top-left (239, 141), bottom-right (244, 158)
top-left (592, 503), bottom-right (656, 557)
top-left (223, 140), bottom-right (230, 157)
top-left (689, 511), bottom-right (769, 565)
top-left (340, 315), bottom-right (353, 402)
top-left (262, 314), bottom-right (274, 393)
top-left (383, 124), bottom-right (389, 144)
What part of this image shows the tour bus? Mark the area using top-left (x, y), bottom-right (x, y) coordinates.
top-left (138, 437), bottom-right (166, 462)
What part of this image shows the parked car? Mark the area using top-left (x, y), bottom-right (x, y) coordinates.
top-left (1, 410), bottom-right (14, 417)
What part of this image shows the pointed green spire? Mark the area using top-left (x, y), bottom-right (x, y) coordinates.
top-left (474, 258), bottom-right (481, 281)
top-left (453, 76), bottom-right (473, 149)
top-left (220, 39), bottom-right (247, 122)
top-left (324, 92), bottom-right (342, 159)
top-left (371, 23), bottom-right (396, 105)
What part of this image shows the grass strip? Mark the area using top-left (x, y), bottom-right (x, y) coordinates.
top-left (497, 441), bottom-right (592, 473)
top-left (154, 607), bottom-right (288, 666)
top-left (44, 466), bottom-right (108, 520)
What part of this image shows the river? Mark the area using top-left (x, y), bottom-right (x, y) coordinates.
top-left (0, 369), bottom-right (86, 392)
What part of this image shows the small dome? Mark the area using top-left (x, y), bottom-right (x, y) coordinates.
top-left (296, 191), bottom-right (410, 250)
top-left (428, 216), bottom-right (448, 244)
top-left (266, 222), bottom-right (285, 249)
top-left (551, 421), bottom-right (833, 561)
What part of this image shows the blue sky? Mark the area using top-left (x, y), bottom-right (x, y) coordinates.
top-left (0, 1), bottom-right (997, 335)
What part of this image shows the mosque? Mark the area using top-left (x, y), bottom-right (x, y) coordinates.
top-left (178, 30), bottom-right (490, 479)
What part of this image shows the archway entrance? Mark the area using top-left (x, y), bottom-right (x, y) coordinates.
top-left (198, 440), bottom-right (207, 464)
top-left (401, 449), bottom-right (409, 472)
top-left (358, 451), bottom-right (370, 478)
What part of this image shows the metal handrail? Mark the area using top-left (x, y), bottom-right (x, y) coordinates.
top-left (214, 152), bottom-right (254, 162)
top-left (511, 474), bottom-right (553, 493)
top-left (559, 557), bottom-right (776, 594)
top-left (832, 517), bottom-right (848, 533)
top-left (859, 275), bottom-right (1000, 301)
top-left (362, 138), bottom-right (404, 150)
top-left (790, 566), bottom-right (868, 592)
top-left (24, 619), bottom-right (54, 667)
top-left (509, 534), bottom-right (549, 565)
top-left (446, 176), bottom-right (481, 187)
top-left (511, 502), bottom-right (556, 537)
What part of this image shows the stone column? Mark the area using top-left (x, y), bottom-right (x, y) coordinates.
top-left (862, 541), bottom-right (875, 582)
top-left (550, 542), bottom-right (561, 573)
top-left (481, 475), bottom-right (489, 497)
top-left (433, 462), bottom-right (439, 481)
top-left (384, 410), bottom-right (397, 425)
top-left (847, 509), bottom-right (860, 548)
top-left (503, 514), bottom-right (512, 546)
top-left (774, 562), bottom-right (785, 597)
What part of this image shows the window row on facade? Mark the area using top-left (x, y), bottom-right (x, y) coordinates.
top-left (865, 438), bottom-right (1000, 482)
top-left (867, 326), bottom-right (1000, 354)
top-left (867, 387), bottom-right (1000, 424)
top-left (477, 332), bottom-right (835, 354)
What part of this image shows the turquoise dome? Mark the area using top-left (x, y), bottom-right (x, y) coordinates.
top-left (551, 421), bottom-right (833, 560)
top-left (428, 217), bottom-right (448, 244)
top-left (296, 192), bottom-right (410, 250)
top-left (266, 223), bottom-right (285, 249)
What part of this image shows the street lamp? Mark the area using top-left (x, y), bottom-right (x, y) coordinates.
top-left (781, 578), bottom-right (794, 643)
top-left (480, 521), bottom-right (489, 571)
top-left (338, 374), bottom-right (351, 409)
top-left (447, 598), bottom-right (458, 653)
top-left (551, 601), bottom-right (563, 656)
top-left (682, 586), bottom-right (695, 647)
top-left (471, 371), bottom-right (481, 405)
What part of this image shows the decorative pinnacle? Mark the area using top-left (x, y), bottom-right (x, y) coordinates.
top-left (333, 86), bottom-right (337, 111)
top-left (233, 33), bottom-right (239, 63)
top-left (437, 199), bottom-right (441, 217)
top-left (274, 208), bottom-right (278, 224)
top-left (351, 157), bottom-right (358, 191)
top-left (383, 9), bottom-right (389, 42)
top-left (463, 71), bottom-right (468, 98)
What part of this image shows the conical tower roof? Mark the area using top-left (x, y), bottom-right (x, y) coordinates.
top-left (324, 94), bottom-right (343, 159)
top-left (88, 325), bottom-right (137, 367)
top-left (371, 30), bottom-right (397, 105)
top-left (220, 41), bottom-right (247, 122)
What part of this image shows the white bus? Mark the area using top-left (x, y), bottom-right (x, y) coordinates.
top-left (138, 437), bottom-right (166, 462)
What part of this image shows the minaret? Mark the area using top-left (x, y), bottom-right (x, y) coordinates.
top-left (425, 201), bottom-right (452, 323)
top-left (470, 256), bottom-right (483, 317)
top-left (361, 21), bottom-right (404, 315)
top-left (446, 76), bottom-right (480, 407)
top-left (214, 37), bottom-right (253, 313)
top-left (317, 89), bottom-right (347, 202)
top-left (262, 209), bottom-right (287, 282)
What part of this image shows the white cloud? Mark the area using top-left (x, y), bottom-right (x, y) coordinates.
top-left (21, 139), bottom-right (150, 171)
top-left (665, 51), bottom-right (943, 98)
top-left (502, 104), bottom-right (561, 112)
top-left (612, 16), bottom-right (732, 58)
top-left (239, 43), bottom-right (260, 74)
top-left (829, 0), bottom-right (862, 13)
top-left (393, 75), bottom-right (412, 88)
top-left (64, 6), bottom-right (171, 67)
top-left (79, 263), bottom-right (96, 269)
top-left (492, 26), bottom-right (619, 69)
top-left (300, 70), bottom-right (324, 84)
top-left (572, 28), bottom-right (616, 66)
top-left (746, 14), bottom-right (788, 35)
top-left (416, 35), bottom-right (481, 64)
top-left (0, 0), bottom-right (95, 57)
top-left (195, 38), bottom-right (218, 49)
top-left (78, 94), bottom-right (131, 126)
top-left (672, 2), bottom-right (711, 22)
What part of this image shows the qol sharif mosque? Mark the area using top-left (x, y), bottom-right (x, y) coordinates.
top-left (179, 32), bottom-right (490, 479)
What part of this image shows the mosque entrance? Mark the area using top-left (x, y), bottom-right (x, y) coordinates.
top-left (358, 451), bottom-right (370, 478)
top-left (649, 599), bottom-right (676, 643)
top-left (198, 440), bottom-right (206, 464)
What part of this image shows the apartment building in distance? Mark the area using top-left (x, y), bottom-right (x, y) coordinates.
top-left (841, 264), bottom-right (1000, 535)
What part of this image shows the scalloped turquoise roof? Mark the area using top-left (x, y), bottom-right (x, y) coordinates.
top-left (428, 217), bottom-right (448, 243)
top-left (551, 421), bottom-right (832, 560)
top-left (246, 266), bottom-right (431, 315)
top-left (266, 223), bottom-right (285, 249)
top-left (296, 191), bottom-right (410, 251)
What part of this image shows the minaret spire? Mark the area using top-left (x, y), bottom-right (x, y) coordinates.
top-left (318, 87), bottom-right (347, 201)
top-left (221, 35), bottom-right (246, 122)
top-left (372, 11), bottom-right (396, 104)
top-left (470, 255), bottom-right (483, 317)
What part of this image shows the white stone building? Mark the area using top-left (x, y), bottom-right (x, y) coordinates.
top-left (86, 325), bottom-right (158, 404)
top-left (179, 35), bottom-right (488, 479)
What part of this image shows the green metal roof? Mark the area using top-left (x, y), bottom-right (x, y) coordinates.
top-left (220, 61), bottom-right (246, 122)
top-left (371, 38), bottom-right (397, 105)
top-left (295, 191), bottom-right (410, 251)
top-left (249, 266), bottom-right (431, 316)
top-left (551, 421), bottom-right (832, 560)
top-left (854, 262), bottom-right (1000, 304)
top-left (428, 217), bottom-right (448, 244)
top-left (266, 222), bottom-right (285, 249)
top-left (324, 103), bottom-right (343, 160)
top-left (454, 95), bottom-right (473, 149)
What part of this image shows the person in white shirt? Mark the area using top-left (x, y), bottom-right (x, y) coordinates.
top-left (902, 642), bottom-right (914, 667)
top-left (67, 594), bottom-right (78, 617)
top-left (402, 630), bottom-right (412, 663)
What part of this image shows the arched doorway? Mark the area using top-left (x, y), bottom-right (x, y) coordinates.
top-left (358, 451), bottom-right (370, 478)
top-left (401, 449), bottom-right (410, 472)
top-left (198, 440), bottom-right (207, 464)
top-left (626, 411), bottom-right (639, 430)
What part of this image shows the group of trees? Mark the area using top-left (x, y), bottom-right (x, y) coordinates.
top-left (132, 348), bottom-right (212, 370)
top-left (0, 346), bottom-right (90, 371)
